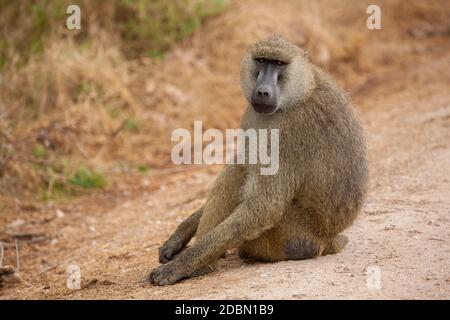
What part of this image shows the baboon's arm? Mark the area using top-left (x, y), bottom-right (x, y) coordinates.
top-left (194, 164), bottom-right (246, 239)
top-left (158, 207), bottom-right (203, 263)
top-left (150, 173), bottom-right (295, 285)
top-left (159, 165), bottom-right (245, 264)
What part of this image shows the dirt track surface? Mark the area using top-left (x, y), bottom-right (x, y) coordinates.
top-left (1, 1), bottom-right (450, 299)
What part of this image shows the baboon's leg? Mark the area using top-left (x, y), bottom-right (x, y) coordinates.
top-left (236, 203), bottom-right (317, 262)
top-left (238, 227), bottom-right (324, 262)
top-left (237, 224), bottom-right (323, 262)
top-left (149, 191), bottom-right (289, 285)
top-left (195, 165), bottom-right (245, 240)
top-left (159, 208), bottom-right (203, 263)
top-left (238, 231), bottom-right (348, 262)
top-left (322, 235), bottom-right (348, 255)
top-left (159, 165), bottom-right (244, 264)
top-left (190, 264), bottom-right (215, 278)
top-left (192, 166), bottom-right (245, 271)
top-left (284, 234), bottom-right (348, 259)
top-left (238, 207), bottom-right (348, 262)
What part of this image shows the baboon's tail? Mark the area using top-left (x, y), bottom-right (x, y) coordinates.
top-left (322, 235), bottom-right (348, 255)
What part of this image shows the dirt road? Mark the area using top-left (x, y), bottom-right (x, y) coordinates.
top-left (1, 1), bottom-right (450, 299)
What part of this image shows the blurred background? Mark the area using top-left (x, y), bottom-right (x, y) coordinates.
top-left (0, 0), bottom-right (449, 298)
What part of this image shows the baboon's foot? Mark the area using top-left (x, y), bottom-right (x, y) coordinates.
top-left (284, 237), bottom-right (321, 260)
top-left (149, 261), bottom-right (215, 286)
top-left (322, 235), bottom-right (348, 256)
top-left (159, 236), bottom-right (185, 264)
top-left (149, 260), bottom-right (187, 286)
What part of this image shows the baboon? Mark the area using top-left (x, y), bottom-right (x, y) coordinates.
top-left (149, 34), bottom-right (368, 285)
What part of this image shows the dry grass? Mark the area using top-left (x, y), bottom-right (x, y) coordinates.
top-left (0, 0), bottom-right (229, 202)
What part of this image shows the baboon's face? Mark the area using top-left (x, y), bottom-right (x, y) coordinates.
top-left (249, 57), bottom-right (287, 114)
top-left (240, 46), bottom-right (314, 114)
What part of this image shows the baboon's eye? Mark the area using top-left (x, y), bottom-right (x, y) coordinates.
top-left (275, 60), bottom-right (285, 66)
top-left (257, 58), bottom-right (266, 63)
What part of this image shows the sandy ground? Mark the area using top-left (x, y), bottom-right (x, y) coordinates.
top-left (1, 1), bottom-right (450, 300)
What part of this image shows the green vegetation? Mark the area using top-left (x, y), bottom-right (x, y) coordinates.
top-left (123, 118), bottom-right (140, 132)
top-left (136, 164), bottom-right (151, 173)
top-left (118, 0), bottom-right (228, 57)
top-left (0, 0), bottom-right (67, 69)
top-left (0, 0), bottom-right (228, 68)
top-left (32, 145), bottom-right (48, 158)
top-left (31, 160), bottom-right (107, 200)
top-left (0, 0), bottom-right (229, 202)
top-left (68, 166), bottom-right (107, 189)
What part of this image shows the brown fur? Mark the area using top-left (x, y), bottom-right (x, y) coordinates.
top-left (149, 35), bottom-right (368, 285)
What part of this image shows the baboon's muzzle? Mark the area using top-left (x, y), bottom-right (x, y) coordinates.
top-left (251, 63), bottom-right (281, 114)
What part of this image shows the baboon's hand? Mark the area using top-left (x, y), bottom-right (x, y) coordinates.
top-left (148, 261), bottom-right (186, 286)
top-left (159, 237), bottom-right (184, 264)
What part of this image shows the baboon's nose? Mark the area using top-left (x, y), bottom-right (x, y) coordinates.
top-left (255, 85), bottom-right (273, 104)
top-left (257, 86), bottom-right (271, 99)
top-left (251, 85), bottom-right (277, 114)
